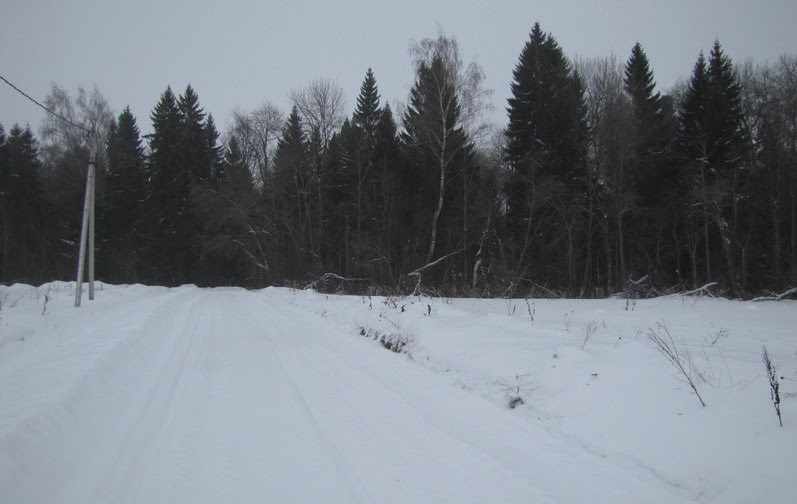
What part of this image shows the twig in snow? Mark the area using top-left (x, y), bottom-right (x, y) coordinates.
top-left (648, 322), bottom-right (706, 407)
top-left (762, 346), bottom-right (783, 427)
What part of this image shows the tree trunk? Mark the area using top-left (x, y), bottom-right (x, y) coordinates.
top-left (703, 212), bottom-right (711, 283)
top-left (580, 181), bottom-right (594, 296)
top-left (604, 213), bottom-right (613, 294)
top-left (771, 190), bottom-right (782, 289)
top-left (515, 169), bottom-right (536, 275)
top-left (791, 191), bottom-right (797, 283)
top-left (426, 141), bottom-right (447, 266)
top-left (1, 210), bottom-right (7, 281)
top-left (618, 211), bottom-right (626, 286)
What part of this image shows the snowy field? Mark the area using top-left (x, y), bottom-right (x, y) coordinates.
top-left (0, 282), bottom-right (795, 503)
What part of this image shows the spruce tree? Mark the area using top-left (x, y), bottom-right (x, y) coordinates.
top-left (223, 137), bottom-right (254, 194)
top-left (178, 84), bottom-right (210, 183)
top-left (402, 54), bottom-right (471, 268)
top-left (678, 42), bottom-right (749, 294)
top-left (352, 68), bottom-right (381, 140)
top-left (372, 104), bottom-right (403, 283)
top-left (336, 68), bottom-right (385, 276)
top-left (678, 53), bottom-right (710, 162)
top-left (705, 40), bottom-right (745, 168)
top-left (505, 22), bottom-right (588, 291)
top-left (139, 86), bottom-right (191, 285)
top-left (272, 106), bottom-right (310, 276)
top-left (204, 114), bottom-right (224, 183)
top-left (0, 125), bottom-right (46, 282)
top-left (374, 105), bottom-right (400, 173)
top-left (322, 121), bottom-right (356, 274)
top-left (190, 135), bottom-right (260, 286)
top-left (506, 22), bottom-right (585, 184)
top-left (624, 42), bottom-right (668, 192)
top-left (104, 107), bottom-right (145, 282)
top-left (623, 43), bottom-right (679, 286)
top-left (624, 43), bottom-right (662, 126)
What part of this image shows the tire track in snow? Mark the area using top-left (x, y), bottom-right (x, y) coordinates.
top-left (252, 289), bottom-right (697, 503)
top-left (201, 291), bottom-right (375, 503)
top-left (1, 286), bottom-right (207, 504)
top-left (3, 287), bottom-right (699, 503)
top-left (243, 292), bottom-right (557, 504)
top-left (89, 290), bottom-right (212, 503)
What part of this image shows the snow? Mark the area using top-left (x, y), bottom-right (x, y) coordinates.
top-left (1, 283), bottom-right (795, 503)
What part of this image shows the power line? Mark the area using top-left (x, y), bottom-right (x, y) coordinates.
top-left (0, 74), bottom-right (93, 135)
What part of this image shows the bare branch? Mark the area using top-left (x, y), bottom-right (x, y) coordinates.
top-left (289, 77), bottom-right (347, 149)
top-left (648, 322), bottom-right (706, 407)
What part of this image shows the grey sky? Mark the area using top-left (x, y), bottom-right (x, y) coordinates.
top-left (2, 0), bottom-right (795, 136)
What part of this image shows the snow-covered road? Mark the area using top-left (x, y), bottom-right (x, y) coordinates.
top-left (3, 284), bottom-right (789, 502)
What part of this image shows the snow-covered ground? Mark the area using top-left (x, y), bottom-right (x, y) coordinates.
top-left (0, 282), bottom-right (794, 503)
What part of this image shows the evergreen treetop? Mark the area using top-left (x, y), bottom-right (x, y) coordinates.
top-left (624, 42), bottom-right (663, 123)
top-left (353, 68), bottom-right (381, 137)
top-left (679, 42), bottom-right (745, 168)
top-left (506, 22), bottom-right (587, 184)
top-left (678, 52), bottom-right (709, 158)
top-left (706, 40), bottom-right (745, 165)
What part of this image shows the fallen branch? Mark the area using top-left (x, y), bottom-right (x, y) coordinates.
top-left (519, 278), bottom-right (562, 299)
top-left (305, 273), bottom-right (372, 291)
top-left (407, 247), bottom-right (467, 296)
top-left (752, 287), bottom-right (797, 302)
top-left (626, 274), bottom-right (660, 299)
top-left (679, 282), bottom-right (719, 298)
top-left (231, 239), bottom-right (270, 273)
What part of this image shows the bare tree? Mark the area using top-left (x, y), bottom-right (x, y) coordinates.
top-left (287, 78), bottom-right (347, 268)
top-left (404, 28), bottom-right (492, 266)
top-left (226, 102), bottom-right (284, 188)
top-left (40, 84), bottom-right (113, 168)
top-left (289, 77), bottom-right (347, 150)
top-left (37, 84), bottom-right (113, 278)
top-left (579, 56), bottom-right (635, 293)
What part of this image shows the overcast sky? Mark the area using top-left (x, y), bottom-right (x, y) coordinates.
top-left (2, 0), bottom-right (795, 137)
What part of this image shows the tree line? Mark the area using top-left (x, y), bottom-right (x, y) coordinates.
top-left (1, 23), bottom-right (796, 298)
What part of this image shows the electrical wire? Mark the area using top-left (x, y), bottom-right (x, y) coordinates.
top-left (1, 74), bottom-right (93, 134)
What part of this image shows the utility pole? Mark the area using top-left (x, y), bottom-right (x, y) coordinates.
top-left (75, 141), bottom-right (97, 307)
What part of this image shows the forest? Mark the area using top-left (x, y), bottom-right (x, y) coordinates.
top-left (1, 23), bottom-right (796, 299)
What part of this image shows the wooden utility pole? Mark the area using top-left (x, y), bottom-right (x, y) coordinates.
top-left (75, 142), bottom-right (97, 307)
